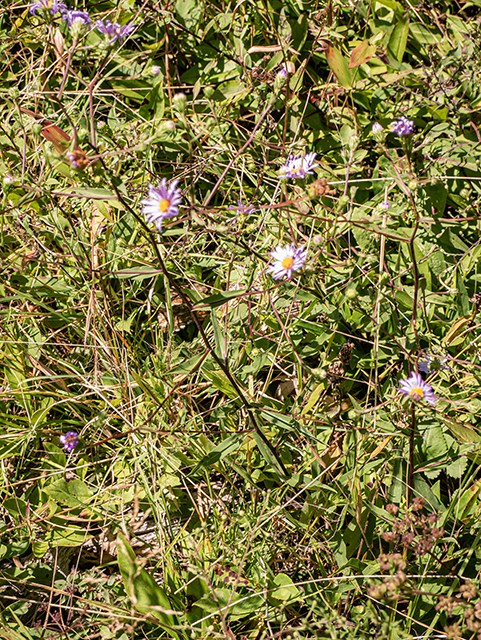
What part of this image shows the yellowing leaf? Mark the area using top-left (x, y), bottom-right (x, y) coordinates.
top-left (442, 315), bottom-right (472, 345)
top-left (349, 40), bottom-right (376, 68)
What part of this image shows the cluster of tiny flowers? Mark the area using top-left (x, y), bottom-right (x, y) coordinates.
top-left (398, 372), bottom-right (437, 405)
top-left (267, 243), bottom-right (308, 280)
top-left (278, 152), bottom-right (318, 179)
top-left (141, 179), bottom-right (182, 232)
top-left (59, 431), bottom-right (79, 452)
top-left (390, 116), bottom-right (414, 136)
top-left (418, 353), bottom-right (449, 375)
top-left (95, 18), bottom-right (135, 44)
top-left (67, 151), bottom-right (79, 168)
top-left (30, 0), bottom-right (66, 15)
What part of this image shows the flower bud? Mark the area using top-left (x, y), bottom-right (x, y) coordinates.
top-left (172, 92), bottom-right (187, 113)
top-left (203, 86), bottom-right (214, 99)
top-left (164, 120), bottom-right (175, 131)
top-left (151, 65), bottom-right (161, 77)
top-left (274, 70), bottom-right (287, 92)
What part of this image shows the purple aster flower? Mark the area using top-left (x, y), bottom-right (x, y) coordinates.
top-left (390, 117), bottom-right (414, 136)
top-left (59, 431), bottom-right (79, 452)
top-left (63, 9), bottom-right (91, 27)
top-left (398, 372), bottom-right (437, 405)
top-left (141, 178), bottom-right (182, 232)
top-left (278, 152), bottom-right (318, 180)
top-left (418, 353), bottom-right (449, 375)
top-left (95, 18), bottom-right (135, 44)
top-left (30, 0), bottom-right (67, 15)
top-left (372, 122), bottom-right (383, 134)
top-left (267, 243), bottom-right (308, 280)
top-left (229, 198), bottom-right (256, 217)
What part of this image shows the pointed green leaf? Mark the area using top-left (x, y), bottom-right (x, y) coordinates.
top-left (117, 535), bottom-right (180, 636)
top-left (388, 15), bottom-right (409, 62)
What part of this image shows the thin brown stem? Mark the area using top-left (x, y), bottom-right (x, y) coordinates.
top-left (101, 168), bottom-right (288, 477)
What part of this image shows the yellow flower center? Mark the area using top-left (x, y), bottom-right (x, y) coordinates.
top-left (159, 199), bottom-right (170, 213)
top-left (409, 386), bottom-right (424, 400)
top-left (282, 257), bottom-right (294, 269)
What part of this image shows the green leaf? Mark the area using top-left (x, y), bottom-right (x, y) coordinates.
top-left (253, 431), bottom-right (287, 478)
top-left (210, 309), bottom-right (225, 360)
top-left (117, 535), bottom-right (180, 635)
top-left (456, 269), bottom-right (470, 316)
top-left (43, 478), bottom-right (92, 508)
top-left (388, 15), bottom-right (410, 62)
top-left (195, 433), bottom-right (244, 469)
top-left (455, 480), bottom-right (481, 520)
top-left (45, 524), bottom-right (91, 547)
top-left (0, 540), bottom-right (30, 560)
top-left (193, 588), bottom-right (264, 619)
top-left (32, 541), bottom-right (49, 558)
top-left (195, 289), bottom-right (248, 309)
top-left (269, 573), bottom-right (301, 603)
top-left (444, 418), bottom-right (481, 444)
top-left (168, 351), bottom-right (207, 377)
top-left (202, 369), bottom-right (239, 399)
top-left (114, 310), bottom-right (137, 334)
top-left (110, 79), bottom-right (149, 101)
top-left (325, 44), bottom-right (352, 88)
top-left (175, 0), bottom-right (201, 27)
top-left (446, 456), bottom-right (467, 479)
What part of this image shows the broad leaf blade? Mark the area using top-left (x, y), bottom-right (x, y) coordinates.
top-left (41, 123), bottom-right (71, 154)
top-left (388, 15), bottom-right (410, 62)
top-left (349, 40), bottom-right (376, 68)
top-left (117, 535), bottom-right (180, 636)
top-left (325, 44), bottom-right (352, 88)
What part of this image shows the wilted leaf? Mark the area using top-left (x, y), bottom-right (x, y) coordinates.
top-left (442, 315), bottom-right (472, 346)
top-left (325, 44), bottom-right (352, 88)
top-left (349, 40), bottom-right (376, 68)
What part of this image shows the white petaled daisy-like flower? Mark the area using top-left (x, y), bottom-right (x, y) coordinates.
top-left (278, 152), bottom-right (318, 180)
top-left (267, 243), bottom-right (308, 280)
top-left (141, 178), bottom-right (182, 232)
top-left (398, 372), bottom-right (437, 405)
